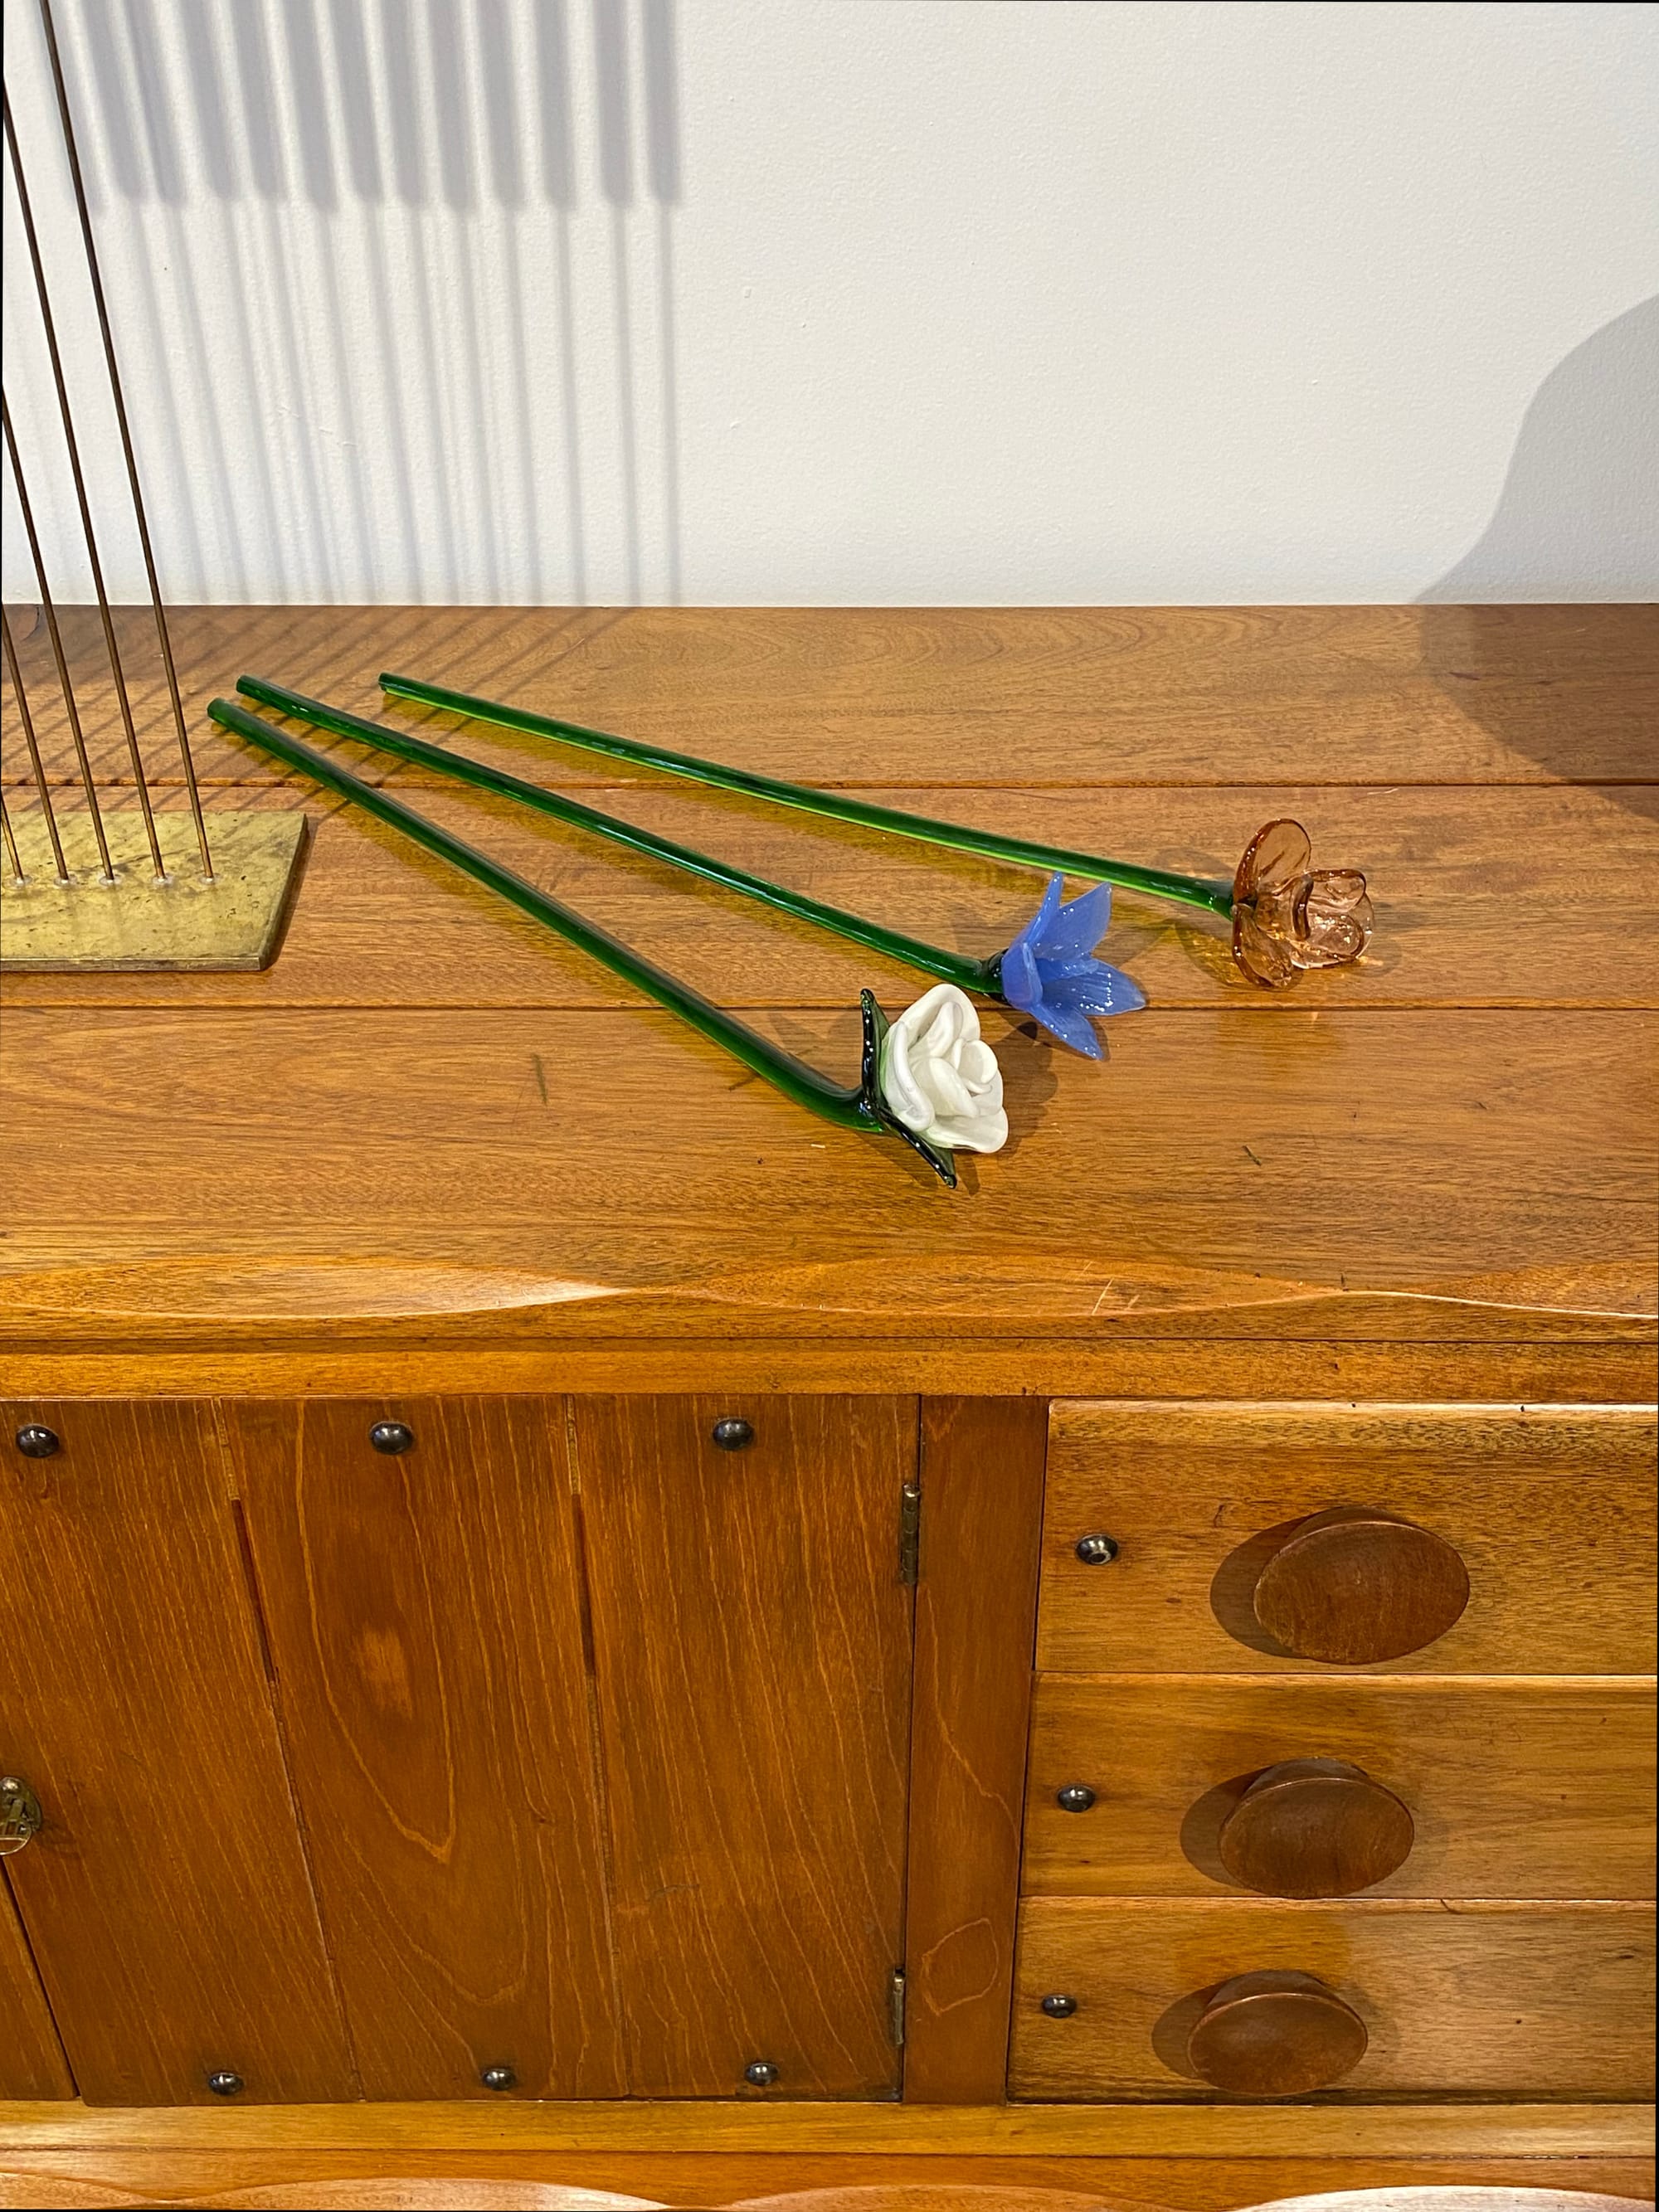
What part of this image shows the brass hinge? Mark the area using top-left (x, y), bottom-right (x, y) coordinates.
top-left (0, 1775), bottom-right (43, 1855)
top-left (898, 1481), bottom-right (922, 1586)
top-left (888, 1965), bottom-right (907, 2048)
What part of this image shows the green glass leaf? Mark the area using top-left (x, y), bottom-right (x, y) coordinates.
top-left (857, 989), bottom-right (956, 1188)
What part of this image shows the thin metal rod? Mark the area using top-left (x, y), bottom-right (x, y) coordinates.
top-left (2, 393), bottom-right (114, 878)
top-left (0, 790), bottom-right (24, 884)
top-left (2, 85), bottom-right (165, 878)
top-left (34, 0), bottom-right (212, 880)
top-left (2, 607), bottom-right (70, 881)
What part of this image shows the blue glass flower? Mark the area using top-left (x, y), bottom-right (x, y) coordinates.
top-left (996, 873), bottom-right (1146, 1057)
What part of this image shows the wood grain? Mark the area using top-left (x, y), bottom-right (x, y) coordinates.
top-left (162, 2183), bottom-right (665, 2210)
top-left (1, 1010), bottom-right (1652, 1350)
top-left (903, 1399), bottom-right (1048, 2103)
top-left (1009, 1901), bottom-right (1657, 2102)
top-left (228, 1400), bottom-right (625, 2101)
top-left (0, 2178), bottom-right (656, 2211)
top-left (1185, 1972), bottom-right (1370, 2099)
top-left (5, 605), bottom-right (1656, 790)
top-left (2, 2158), bottom-right (1654, 2212)
top-left (0, 2155), bottom-right (1652, 2212)
top-left (1213, 1762), bottom-right (1416, 1901)
top-left (0, 2098), bottom-right (1648, 2156)
top-left (6, 1344), bottom-right (1650, 1410)
top-left (1248, 1510), bottom-right (1471, 1666)
top-left (0, 2176), bottom-right (151, 2209)
top-left (1023, 1677), bottom-right (1657, 1900)
top-left (0, 1882), bottom-right (73, 2098)
top-left (1244, 2192), bottom-right (1651, 2212)
top-left (1039, 1405), bottom-right (1658, 1676)
top-left (573, 1397), bottom-right (916, 2099)
top-left (0, 1402), bottom-right (355, 2105)
top-left (718, 2186), bottom-right (1153, 2211)
top-left (6, 784), bottom-right (1656, 1016)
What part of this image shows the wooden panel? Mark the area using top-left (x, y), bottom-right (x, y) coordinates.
top-left (2, 1012), bottom-right (1654, 1353)
top-left (574, 1395), bottom-right (915, 2098)
top-left (230, 1399), bottom-right (625, 2101)
top-left (0, 2151), bottom-right (1652, 2212)
top-left (0, 1401), bottom-right (356, 2104)
top-left (6, 604), bottom-right (1656, 790)
top-left (903, 1398), bottom-right (1047, 2102)
top-left (1039, 1403), bottom-right (1658, 1675)
top-left (1, 2093), bottom-right (1650, 2156)
top-left (1010, 1899), bottom-right (1656, 2102)
top-left (0, 1876), bottom-right (72, 2098)
top-left (1024, 1676), bottom-right (1657, 1898)
top-left (7, 1341), bottom-right (1653, 1412)
top-left (7, 784), bottom-right (1656, 1018)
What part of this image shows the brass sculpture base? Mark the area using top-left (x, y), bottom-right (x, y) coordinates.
top-left (0, 811), bottom-right (309, 970)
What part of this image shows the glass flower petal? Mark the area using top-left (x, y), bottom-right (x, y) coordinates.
top-left (1231, 818), bottom-right (1374, 987)
top-left (998, 873), bottom-right (1146, 1056)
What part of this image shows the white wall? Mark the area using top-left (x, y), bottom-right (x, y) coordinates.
top-left (3, 0), bottom-right (1656, 606)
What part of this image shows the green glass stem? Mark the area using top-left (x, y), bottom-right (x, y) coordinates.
top-left (208, 698), bottom-right (956, 1179)
top-left (379, 670), bottom-right (1237, 919)
top-left (236, 676), bottom-right (995, 997)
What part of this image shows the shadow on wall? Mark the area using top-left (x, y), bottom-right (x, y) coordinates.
top-left (1417, 296), bottom-right (1658, 807)
top-left (56, 0), bottom-right (682, 605)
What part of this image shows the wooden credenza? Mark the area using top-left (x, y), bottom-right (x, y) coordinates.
top-left (1, 605), bottom-right (1655, 2176)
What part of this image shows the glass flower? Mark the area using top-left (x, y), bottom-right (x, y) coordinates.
top-left (996, 874), bottom-right (1146, 1057)
top-left (1231, 819), bottom-right (1373, 988)
top-left (878, 983), bottom-right (1008, 1154)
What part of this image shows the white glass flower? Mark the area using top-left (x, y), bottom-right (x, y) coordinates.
top-left (878, 984), bottom-right (1009, 1155)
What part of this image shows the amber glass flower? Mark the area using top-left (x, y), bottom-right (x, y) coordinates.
top-left (1232, 819), bottom-right (1373, 987)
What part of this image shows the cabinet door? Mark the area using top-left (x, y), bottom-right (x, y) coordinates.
top-left (232, 1399), bottom-right (625, 2098)
top-left (575, 1395), bottom-right (915, 2099)
top-left (0, 1874), bottom-right (72, 2098)
top-left (1, 1401), bottom-right (356, 2104)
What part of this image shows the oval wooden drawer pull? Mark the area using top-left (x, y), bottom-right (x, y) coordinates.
top-left (1187, 1968), bottom-right (1369, 2096)
top-left (1252, 1505), bottom-right (1470, 1663)
top-left (1216, 1758), bottom-right (1414, 1897)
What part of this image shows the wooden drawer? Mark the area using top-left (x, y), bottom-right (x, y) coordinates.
top-left (1040, 1403), bottom-right (1657, 1675)
top-left (1010, 1899), bottom-right (1656, 2102)
top-left (1024, 1675), bottom-right (1657, 1898)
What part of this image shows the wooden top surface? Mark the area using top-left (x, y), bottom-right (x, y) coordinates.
top-left (2, 605), bottom-right (1656, 1372)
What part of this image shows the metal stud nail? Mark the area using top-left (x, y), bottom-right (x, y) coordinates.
top-left (743, 2059), bottom-right (780, 2087)
top-left (369, 1420), bottom-right (415, 1455)
top-left (206, 2069), bottom-right (245, 2097)
top-left (1057, 1784), bottom-right (1097, 1813)
top-left (15, 1424), bottom-right (59, 1459)
top-left (712, 1417), bottom-right (755, 1451)
top-left (1074, 1532), bottom-right (1120, 1565)
top-left (479, 2064), bottom-right (516, 2092)
top-left (1040, 1994), bottom-right (1078, 2019)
